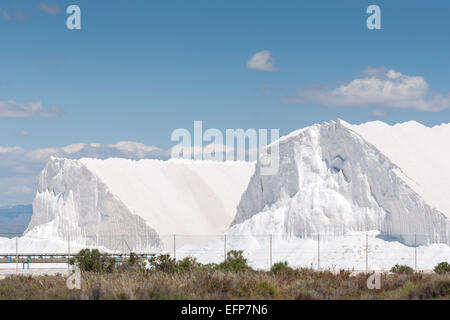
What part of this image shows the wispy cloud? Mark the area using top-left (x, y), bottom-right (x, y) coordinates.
top-left (283, 67), bottom-right (450, 112)
top-left (247, 50), bottom-right (276, 72)
top-left (0, 9), bottom-right (26, 22)
top-left (0, 100), bottom-right (63, 118)
top-left (15, 10), bottom-right (25, 21)
top-left (37, 3), bottom-right (60, 16)
top-left (16, 130), bottom-right (30, 137)
top-left (372, 109), bottom-right (386, 118)
top-left (1, 10), bottom-right (11, 21)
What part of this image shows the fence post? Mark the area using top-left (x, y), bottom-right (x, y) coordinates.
top-left (173, 234), bottom-right (176, 260)
top-left (68, 235), bottom-right (71, 271)
top-left (269, 234), bottom-right (273, 269)
top-left (365, 233), bottom-right (368, 271)
top-left (317, 234), bottom-right (320, 270)
top-left (224, 234), bottom-right (227, 263)
top-left (414, 234), bottom-right (417, 271)
top-left (15, 237), bottom-right (18, 275)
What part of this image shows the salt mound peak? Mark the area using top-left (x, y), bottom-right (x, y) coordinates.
top-left (232, 120), bottom-right (449, 245)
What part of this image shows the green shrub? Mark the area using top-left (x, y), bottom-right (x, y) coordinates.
top-left (390, 264), bottom-right (414, 275)
top-left (128, 252), bottom-right (139, 265)
top-left (254, 281), bottom-right (280, 298)
top-left (148, 254), bottom-right (178, 273)
top-left (201, 262), bottom-right (219, 270)
top-left (117, 252), bottom-right (146, 272)
top-left (217, 250), bottom-right (252, 273)
top-left (270, 261), bottom-right (293, 274)
top-left (434, 262), bottom-right (450, 274)
top-left (408, 279), bottom-right (450, 299)
top-left (177, 257), bottom-right (201, 272)
top-left (70, 249), bottom-right (116, 273)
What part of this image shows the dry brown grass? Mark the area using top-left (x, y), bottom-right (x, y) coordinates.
top-left (0, 269), bottom-right (448, 300)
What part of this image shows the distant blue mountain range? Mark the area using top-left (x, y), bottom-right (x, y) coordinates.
top-left (0, 204), bottom-right (32, 236)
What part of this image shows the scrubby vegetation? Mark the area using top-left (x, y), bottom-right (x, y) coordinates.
top-left (390, 264), bottom-right (414, 275)
top-left (0, 267), bottom-right (449, 300)
top-left (434, 262), bottom-right (450, 274)
top-left (70, 249), bottom-right (116, 273)
top-left (216, 250), bottom-right (252, 273)
top-left (1, 250), bottom-right (448, 300)
top-left (270, 261), bottom-right (293, 274)
top-left (141, 250), bottom-right (252, 274)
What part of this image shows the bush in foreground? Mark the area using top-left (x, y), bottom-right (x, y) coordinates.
top-left (69, 248), bottom-right (254, 275)
top-left (70, 249), bottom-right (116, 273)
top-left (408, 279), bottom-right (450, 299)
top-left (216, 250), bottom-right (252, 273)
top-left (1, 268), bottom-right (449, 300)
top-left (270, 261), bottom-right (293, 274)
top-left (147, 254), bottom-right (178, 273)
top-left (434, 262), bottom-right (450, 274)
top-left (390, 264), bottom-right (414, 275)
top-left (145, 250), bottom-right (252, 273)
top-left (177, 257), bottom-right (202, 272)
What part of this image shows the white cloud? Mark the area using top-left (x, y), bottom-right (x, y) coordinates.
top-left (37, 3), bottom-right (60, 16)
top-left (17, 130), bottom-right (30, 137)
top-left (0, 147), bottom-right (23, 154)
top-left (26, 148), bottom-right (60, 162)
top-left (0, 10), bottom-right (26, 22)
top-left (61, 143), bottom-right (85, 155)
top-left (247, 50), bottom-right (276, 72)
top-left (372, 109), bottom-right (386, 118)
top-left (283, 67), bottom-right (450, 112)
top-left (108, 141), bottom-right (160, 158)
top-left (0, 100), bottom-right (63, 118)
top-left (6, 185), bottom-right (35, 195)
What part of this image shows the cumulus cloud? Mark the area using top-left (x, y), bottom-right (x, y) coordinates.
top-left (247, 50), bottom-right (276, 72)
top-left (0, 100), bottom-right (63, 118)
top-left (283, 67), bottom-right (450, 112)
top-left (37, 3), bottom-right (60, 16)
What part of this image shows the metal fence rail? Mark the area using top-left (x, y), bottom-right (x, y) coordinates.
top-left (1, 232), bottom-right (449, 274)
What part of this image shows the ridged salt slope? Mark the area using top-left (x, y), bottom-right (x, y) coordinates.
top-left (344, 120), bottom-right (450, 219)
top-left (231, 120), bottom-right (449, 245)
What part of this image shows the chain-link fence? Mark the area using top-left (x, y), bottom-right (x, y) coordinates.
top-left (0, 232), bottom-right (449, 274)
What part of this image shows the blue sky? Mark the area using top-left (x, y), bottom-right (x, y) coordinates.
top-left (1, 0), bottom-right (450, 205)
